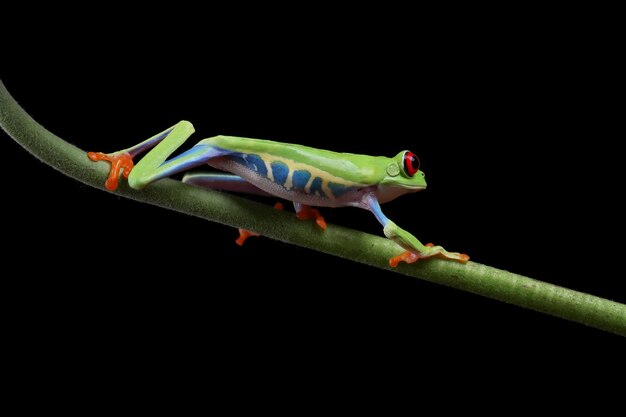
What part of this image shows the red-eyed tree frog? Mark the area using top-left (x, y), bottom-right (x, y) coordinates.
top-left (88, 121), bottom-right (469, 266)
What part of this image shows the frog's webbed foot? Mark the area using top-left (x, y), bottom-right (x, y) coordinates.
top-left (420, 243), bottom-right (470, 263)
top-left (87, 151), bottom-right (134, 191)
top-left (294, 203), bottom-right (327, 229)
top-left (384, 222), bottom-right (469, 267)
top-left (389, 245), bottom-right (470, 267)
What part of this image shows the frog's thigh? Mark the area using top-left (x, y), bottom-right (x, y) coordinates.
top-left (182, 173), bottom-right (271, 196)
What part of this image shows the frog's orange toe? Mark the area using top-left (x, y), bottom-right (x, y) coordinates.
top-left (236, 229), bottom-right (260, 246)
top-left (436, 250), bottom-right (470, 263)
top-left (315, 215), bottom-right (327, 229)
top-left (87, 151), bottom-right (103, 161)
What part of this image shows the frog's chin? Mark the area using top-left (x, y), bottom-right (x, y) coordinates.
top-left (375, 185), bottom-right (426, 204)
top-left (407, 186), bottom-right (426, 191)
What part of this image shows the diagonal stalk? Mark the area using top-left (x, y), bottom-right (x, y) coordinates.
top-left (1, 79), bottom-right (624, 336)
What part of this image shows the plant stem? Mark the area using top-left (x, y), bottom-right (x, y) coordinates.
top-left (1, 79), bottom-right (624, 336)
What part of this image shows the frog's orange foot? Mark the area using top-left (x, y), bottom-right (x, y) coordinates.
top-left (389, 251), bottom-right (420, 267)
top-left (296, 206), bottom-right (327, 229)
top-left (389, 245), bottom-right (470, 267)
top-left (236, 229), bottom-right (260, 246)
top-left (87, 151), bottom-right (134, 191)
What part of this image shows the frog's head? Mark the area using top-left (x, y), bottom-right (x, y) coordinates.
top-left (377, 151), bottom-right (427, 202)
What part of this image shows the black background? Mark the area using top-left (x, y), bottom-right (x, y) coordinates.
top-left (1, 11), bottom-right (623, 373)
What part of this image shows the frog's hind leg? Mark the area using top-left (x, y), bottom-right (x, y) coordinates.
top-left (127, 124), bottom-right (230, 190)
top-left (182, 173), bottom-right (271, 196)
top-left (88, 120), bottom-right (231, 191)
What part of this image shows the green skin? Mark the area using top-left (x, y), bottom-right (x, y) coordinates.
top-left (90, 121), bottom-right (468, 264)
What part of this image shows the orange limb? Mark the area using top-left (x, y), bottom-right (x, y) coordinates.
top-left (296, 205), bottom-right (327, 229)
top-left (389, 251), bottom-right (420, 267)
top-left (235, 202), bottom-right (284, 246)
top-left (87, 151), bottom-right (134, 191)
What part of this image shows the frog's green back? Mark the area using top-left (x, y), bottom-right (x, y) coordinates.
top-left (201, 135), bottom-right (391, 186)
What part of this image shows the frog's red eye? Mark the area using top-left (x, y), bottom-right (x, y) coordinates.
top-left (403, 151), bottom-right (420, 177)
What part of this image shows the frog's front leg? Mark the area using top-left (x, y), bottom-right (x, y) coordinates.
top-left (359, 193), bottom-right (469, 266)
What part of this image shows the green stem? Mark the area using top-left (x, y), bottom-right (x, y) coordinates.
top-left (1, 79), bottom-right (625, 337)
